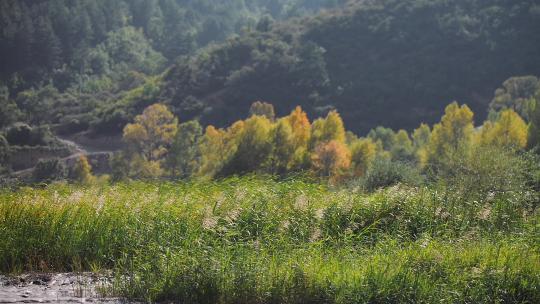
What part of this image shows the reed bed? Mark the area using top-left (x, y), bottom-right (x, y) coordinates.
top-left (0, 177), bottom-right (538, 303)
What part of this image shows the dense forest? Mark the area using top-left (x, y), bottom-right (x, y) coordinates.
top-left (0, 0), bottom-right (344, 93)
top-left (1, 0), bottom-right (539, 139)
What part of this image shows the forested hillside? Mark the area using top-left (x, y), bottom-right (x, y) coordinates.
top-left (158, 0), bottom-right (540, 132)
top-left (0, 0), bottom-right (343, 93)
top-left (1, 0), bottom-right (539, 135)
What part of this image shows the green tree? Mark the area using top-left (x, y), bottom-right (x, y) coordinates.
top-left (412, 123), bottom-right (431, 168)
top-left (267, 118), bottom-right (295, 174)
top-left (33, 158), bottom-right (66, 183)
top-left (528, 97), bottom-right (540, 149)
top-left (221, 115), bottom-right (272, 175)
top-left (390, 130), bottom-right (414, 162)
top-left (412, 123), bottom-right (431, 150)
top-left (489, 76), bottom-right (539, 121)
top-left (368, 127), bottom-right (396, 151)
top-left (0, 86), bottom-right (22, 128)
top-left (167, 120), bottom-right (203, 178)
top-left (249, 101), bottom-right (275, 121)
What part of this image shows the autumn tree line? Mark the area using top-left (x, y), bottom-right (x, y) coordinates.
top-left (108, 96), bottom-right (539, 186)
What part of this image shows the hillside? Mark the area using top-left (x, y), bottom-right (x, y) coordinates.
top-left (151, 0), bottom-right (540, 133)
top-left (0, 0), bottom-right (344, 95)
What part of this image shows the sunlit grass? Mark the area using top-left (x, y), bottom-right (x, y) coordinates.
top-left (0, 177), bottom-right (538, 303)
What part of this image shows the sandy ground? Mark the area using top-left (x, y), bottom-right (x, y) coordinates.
top-left (0, 273), bottom-right (126, 303)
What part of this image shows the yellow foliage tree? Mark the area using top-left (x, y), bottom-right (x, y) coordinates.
top-left (310, 110), bottom-right (346, 149)
top-left (128, 154), bottom-right (163, 179)
top-left (350, 138), bottom-right (377, 176)
top-left (426, 102), bottom-right (474, 168)
top-left (198, 126), bottom-right (227, 178)
top-left (198, 121), bottom-right (247, 178)
top-left (479, 109), bottom-right (528, 149)
top-left (122, 103), bottom-right (178, 161)
top-left (286, 106), bottom-right (312, 169)
top-left (221, 115), bottom-right (273, 175)
top-left (70, 155), bottom-right (93, 184)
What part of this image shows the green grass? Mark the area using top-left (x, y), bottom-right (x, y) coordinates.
top-left (0, 177), bottom-right (538, 303)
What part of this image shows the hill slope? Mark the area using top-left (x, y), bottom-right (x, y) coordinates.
top-left (154, 0), bottom-right (540, 133)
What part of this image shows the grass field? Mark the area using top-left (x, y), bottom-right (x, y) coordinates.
top-left (0, 177), bottom-right (539, 303)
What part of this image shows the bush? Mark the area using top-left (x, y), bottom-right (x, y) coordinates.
top-left (6, 123), bottom-right (55, 146)
top-left (33, 158), bottom-right (66, 183)
top-left (361, 157), bottom-right (423, 192)
top-left (68, 155), bottom-right (94, 184)
top-left (433, 145), bottom-right (535, 200)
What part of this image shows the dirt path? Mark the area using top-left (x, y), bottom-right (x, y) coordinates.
top-left (0, 273), bottom-right (126, 303)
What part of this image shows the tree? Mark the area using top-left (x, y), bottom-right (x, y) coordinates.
top-left (527, 98), bottom-right (540, 149)
top-left (267, 118), bottom-right (295, 174)
top-left (167, 120), bottom-right (203, 178)
top-left (368, 127), bottom-right (396, 151)
top-left (310, 110), bottom-right (346, 148)
top-left (198, 121), bottom-right (245, 178)
top-left (122, 103), bottom-right (178, 161)
top-left (426, 102), bottom-right (474, 170)
top-left (110, 152), bottom-right (130, 182)
top-left (350, 137), bottom-right (376, 176)
top-left (286, 106), bottom-right (311, 169)
top-left (479, 109), bottom-right (528, 149)
top-left (390, 130), bottom-right (414, 162)
top-left (412, 123), bottom-right (431, 150)
top-left (128, 154), bottom-right (163, 179)
top-left (311, 140), bottom-right (351, 181)
top-left (198, 126), bottom-right (228, 178)
top-left (489, 76), bottom-right (539, 121)
top-left (0, 86), bottom-right (22, 128)
top-left (412, 123), bottom-right (431, 168)
top-left (221, 115), bottom-right (272, 175)
top-left (249, 101), bottom-right (275, 121)
top-left (69, 155), bottom-right (93, 184)
top-left (33, 158), bottom-right (66, 183)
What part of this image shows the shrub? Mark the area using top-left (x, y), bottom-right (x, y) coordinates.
top-left (68, 155), bottom-right (94, 184)
top-left (433, 145), bottom-right (535, 200)
top-left (361, 157), bottom-right (423, 191)
top-left (6, 123), bottom-right (55, 146)
top-left (33, 158), bottom-right (66, 183)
